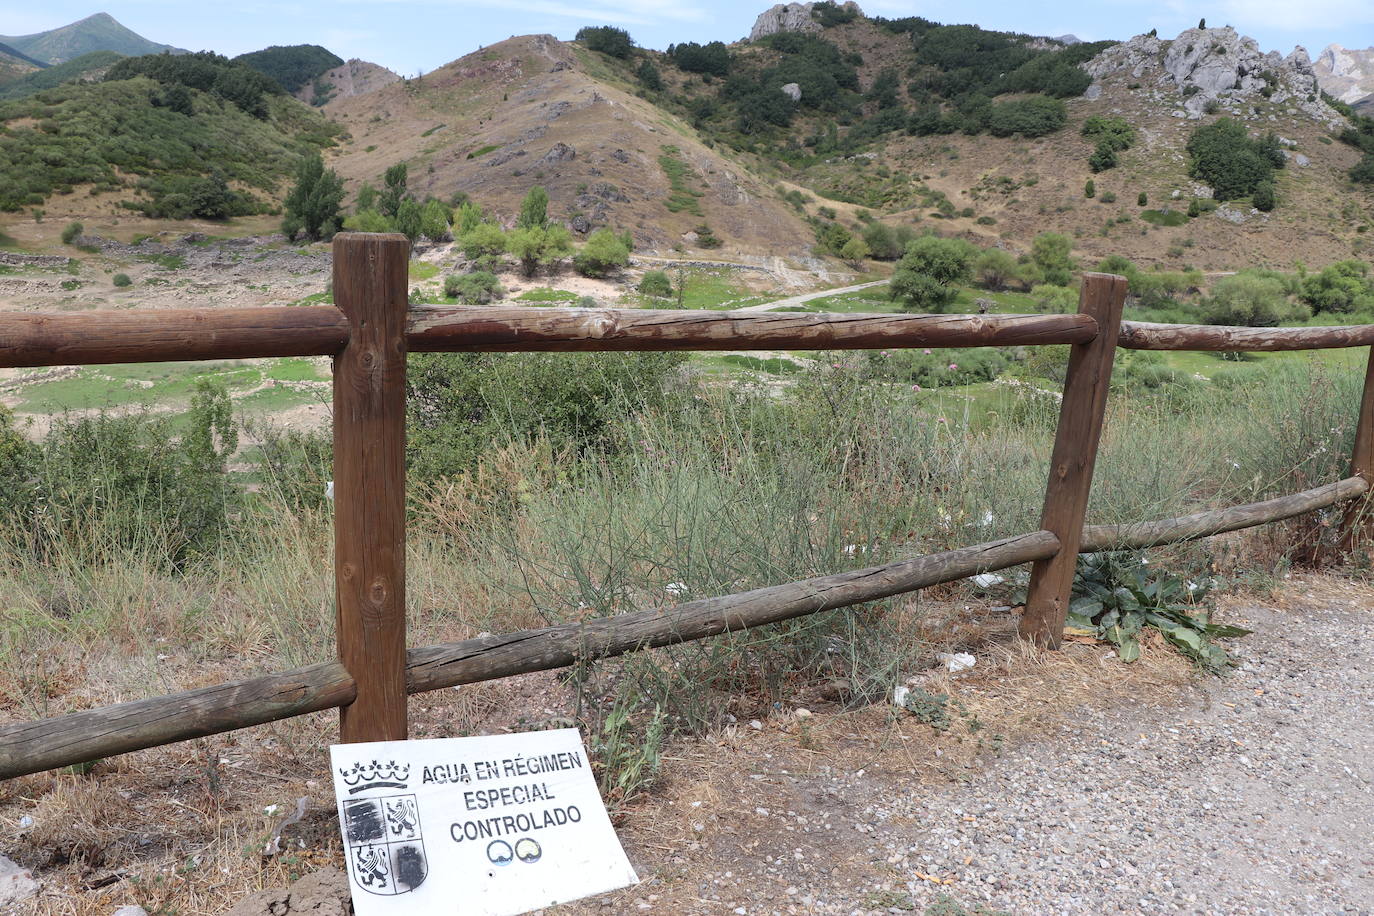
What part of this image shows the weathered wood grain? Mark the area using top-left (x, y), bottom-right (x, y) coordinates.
top-left (1119, 321), bottom-right (1374, 351)
top-left (406, 307), bottom-right (1101, 351)
top-left (332, 233), bottom-right (410, 743)
top-left (0, 307), bottom-right (349, 368)
top-left (1021, 273), bottom-right (1129, 648)
top-left (1081, 477), bottom-right (1367, 552)
top-left (0, 662), bottom-right (353, 780)
top-left (1342, 352), bottom-right (1374, 551)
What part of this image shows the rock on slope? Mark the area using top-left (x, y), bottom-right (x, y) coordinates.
top-left (1313, 44), bottom-right (1374, 105)
top-left (748, 2), bottom-right (863, 41)
top-left (324, 34), bottom-right (814, 257)
top-left (1085, 26), bottom-right (1341, 125)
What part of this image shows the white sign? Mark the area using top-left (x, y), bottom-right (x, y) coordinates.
top-left (329, 730), bottom-right (638, 915)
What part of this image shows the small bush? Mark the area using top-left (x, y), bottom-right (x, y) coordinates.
top-left (443, 271), bottom-right (503, 304)
top-left (1138, 191), bottom-right (1148, 207)
top-left (60, 221), bottom-right (83, 244)
top-left (112, 273), bottom-right (132, 287)
top-left (1142, 209), bottom-right (1188, 227)
top-left (638, 270), bottom-right (673, 298)
top-left (1084, 179), bottom-right (1095, 198)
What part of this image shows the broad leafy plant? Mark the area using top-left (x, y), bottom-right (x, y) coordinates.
top-left (1065, 553), bottom-right (1251, 672)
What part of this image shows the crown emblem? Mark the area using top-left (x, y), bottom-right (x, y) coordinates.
top-left (339, 760), bottom-right (411, 793)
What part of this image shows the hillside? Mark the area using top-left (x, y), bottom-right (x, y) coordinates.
top-left (0, 12), bottom-right (183, 65)
top-left (0, 53), bottom-right (341, 217)
top-left (0, 45), bottom-right (43, 89)
top-left (0, 50), bottom-right (122, 100)
top-left (235, 45), bottom-right (343, 94)
top-left (1315, 44), bottom-right (1374, 104)
top-left (293, 58), bottom-right (398, 106)
top-left (322, 34), bottom-right (816, 257)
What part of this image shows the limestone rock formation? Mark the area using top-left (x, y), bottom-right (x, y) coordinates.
top-left (1085, 27), bottom-right (1342, 126)
top-left (1313, 44), bottom-right (1374, 104)
top-left (749, 3), bottom-right (822, 41)
top-left (748, 2), bottom-right (863, 41)
top-left (780, 82), bottom-right (802, 101)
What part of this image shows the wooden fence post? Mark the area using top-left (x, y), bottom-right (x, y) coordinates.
top-left (1340, 349), bottom-right (1374, 553)
top-left (1020, 273), bottom-right (1129, 648)
top-left (333, 233), bottom-right (410, 743)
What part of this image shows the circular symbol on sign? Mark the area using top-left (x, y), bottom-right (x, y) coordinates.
top-left (515, 838), bottom-right (542, 864)
top-left (486, 840), bottom-right (513, 866)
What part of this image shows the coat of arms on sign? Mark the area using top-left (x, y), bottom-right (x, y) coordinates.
top-left (338, 761), bottom-right (428, 895)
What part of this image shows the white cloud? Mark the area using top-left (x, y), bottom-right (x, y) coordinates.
top-left (335, 0), bottom-right (708, 25)
top-left (1213, 0), bottom-right (1374, 31)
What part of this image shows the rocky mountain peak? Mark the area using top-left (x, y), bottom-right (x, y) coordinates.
top-left (1085, 26), bottom-right (1342, 126)
top-left (748, 2), bottom-right (863, 41)
top-left (1313, 43), bottom-right (1374, 104)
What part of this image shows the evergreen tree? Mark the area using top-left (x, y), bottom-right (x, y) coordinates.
top-left (281, 152), bottom-right (344, 242)
top-left (517, 186), bottom-right (549, 230)
top-left (380, 163), bottom-right (408, 219)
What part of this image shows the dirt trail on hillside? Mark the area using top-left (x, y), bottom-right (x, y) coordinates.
top-left (739, 279), bottom-right (890, 312)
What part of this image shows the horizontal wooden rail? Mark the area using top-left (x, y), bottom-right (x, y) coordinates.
top-left (1079, 477), bottom-right (1368, 552)
top-left (1119, 321), bottom-right (1374, 351)
top-left (0, 531), bottom-right (1060, 779)
top-left (3, 470), bottom-right (1369, 780)
top-left (0, 307), bottom-right (1100, 367)
top-left (0, 307), bottom-right (350, 367)
top-left (405, 307), bottom-right (1099, 352)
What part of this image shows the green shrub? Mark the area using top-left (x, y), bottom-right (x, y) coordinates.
top-left (864, 346), bottom-right (1012, 387)
top-left (112, 273), bottom-right (131, 287)
top-left (1143, 209), bottom-right (1189, 227)
top-left (1100, 190), bottom-right (1117, 203)
top-left (1201, 272), bottom-right (1305, 326)
top-left (1084, 180), bottom-right (1096, 198)
top-left (889, 236), bottom-right (975, 312)
top-left (573, 228), bottom-right (630, 277)
top-left (986, 96), bottom-right (1066, 138)
top-left (1186, 118), bottom-right (1284, 202)
top-left (443, 271), bottom-right (503, 304)
top-left (405, 351), bottom-right (685, 481)
top-left (638, 269), bottom-right (673, 298)
top-left (60, 221), bottom-right (83, 244)
top-left (1138, 191), bottom-right (1148, 207)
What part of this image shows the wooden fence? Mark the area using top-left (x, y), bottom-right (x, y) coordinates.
top-left (1, 232), bottom-right (1372, 780)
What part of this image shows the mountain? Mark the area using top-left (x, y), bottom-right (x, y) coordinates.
top-left (0, 50), bottom-right (122, 100)
top-left (1314, 44), bottom-right (1374, 105)
top-left (0, 44), bottom-right (44, 89)
top-left (322, 34), bottom-right (816, 256)
top-left (0, 12), bottom-right (183, 65)
top-left (0, 42), bottom-right (47, 69)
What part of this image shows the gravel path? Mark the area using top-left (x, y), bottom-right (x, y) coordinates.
top-left (735, 280), bottom-right (889, 312)
top-left (579, 580), bottom-right (1374, 916)
top-left (861, 589), bottom-right (1374, 915)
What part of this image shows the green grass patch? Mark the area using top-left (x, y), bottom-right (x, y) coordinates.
top-left (421, 123), bottom-right (447, 138)
top-left (658, 145), bottom-right (704, 216)
top-left (409, 261), bottom-right (440, 281)
top-left (264, 358), bottom-right (328, 383)
top-left (517, 288), bottom-right (581, 303)
top-left (467, 144), bottom-right (500, 160)
top-left (288, 290), bottom-right (333, 307)
top-left (1140, 209), bottom-right (1188, 227)
top-left (137, 252), bottom-right (187, 271)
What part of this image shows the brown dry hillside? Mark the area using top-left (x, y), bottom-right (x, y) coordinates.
top-left (322, 35), bottom-right (815, 258)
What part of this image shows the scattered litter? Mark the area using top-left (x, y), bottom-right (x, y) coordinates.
top-left (749, 719), bottom-right (763, 730)
top-left (665, 582), bottom-right (688, 596)
top-left (17, 816), bottom-right (32, 829)
top-left (262, 797), bottom-right (309, 856)
top-left (970, 573), bottom-right (1003, 589)
top-left (113, 907), bottom-right (149, 916)
top-left (892, 685), bottom-right (911, 707)
top-left (937, 652), bottom-right (977, 673)
top-left (325, 480), bottom-right (334, 501)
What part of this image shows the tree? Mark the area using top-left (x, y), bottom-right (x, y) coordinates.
top-left (281, 152), bottom-right (344, 241)
top-left (1138, 191), bottom-right (1148, 206)
top-left (638, 270), bottom-right (672, 297)
top-left (636, 59), bottom-right (663, 91)
top-left (889, 236), bottom-right (974, 312)
top-left (507, 225), bottom-right (573, 277)
top-left (355, 182), bottom-right (378, 213)
top-left (456, 201), bottom-right (483, 235)
top-left (420, 198), bottom-right (453, 242)
top-left (973, 247), bottom-right (1018, 290)
top-left (1252, 180), bottom-right (1276, 212)
top-left (1352, 154), bottom-right (1374, 185)
top-left (573, 227), bottom-right (630, 277)
top-left (1187, 118), bottom-right (1283, 202)
top-left (1198, 18), bottom-right (1206, 29)
top-left (576, 26), bottom-right (634, 59)
top-left (394, 197), bottom-right (423, 243)
top-left (517, 186), bottom-right (549, 230)
top-left (380, 163), bottom-right (408, 218)
top-left (460, 223), bottom-right (507, 264)
top-left (342, 209), bottom-right (393, 232)
top-left (1084, 179), bottom-right (1095, 198)
top-left (839, 236), bottom-right (870, 267)
top-left (1201, 273), bottom-right (1300, 326)
top-left (1031, 232), bottom-right (1075, 286)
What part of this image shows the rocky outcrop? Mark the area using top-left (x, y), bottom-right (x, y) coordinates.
top-left (748, 2), bottom-right (864, 41)
top-left (295, 59), bottom-right (400, 106)
top-left (780, 82), bottom-right (802, 101)
top-left (1313, 44), bottom-right (1374, 104)
top-left (1085, 27), bottom-right (1342, 125)
top-left (749, 3), bottom-right (822, 40)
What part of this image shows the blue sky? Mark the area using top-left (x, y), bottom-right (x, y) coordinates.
top-left (2, 1), bottom-right (1373, 76)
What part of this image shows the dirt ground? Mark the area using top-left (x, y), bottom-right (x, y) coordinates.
top-left (4, 573), bottom-right (1369, 915)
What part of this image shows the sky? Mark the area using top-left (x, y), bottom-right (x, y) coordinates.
top-left (2, 1), bottom-right (1373, 76)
